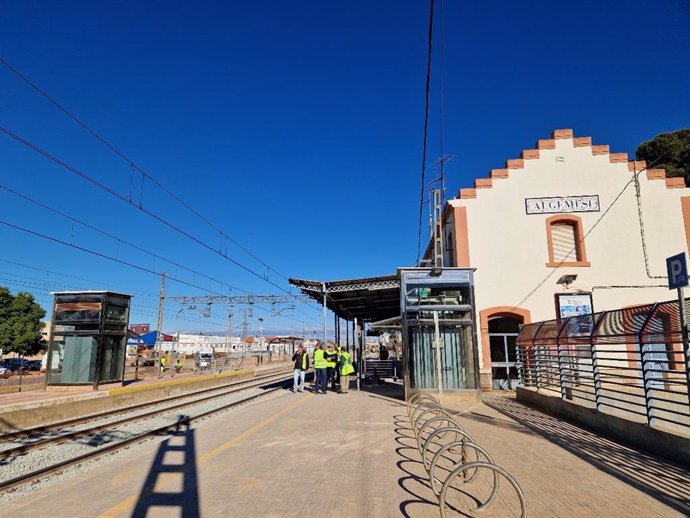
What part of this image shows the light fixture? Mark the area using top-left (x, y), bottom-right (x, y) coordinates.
top-left (557, 274), bottom-right (578, 289)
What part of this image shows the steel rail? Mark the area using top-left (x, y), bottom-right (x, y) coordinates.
top-left (0, 367), bottom-right (289, 444)
top-left (0, 378), bottom-right (291, 494)
top-left (0, 371), bottom-right (290, 461)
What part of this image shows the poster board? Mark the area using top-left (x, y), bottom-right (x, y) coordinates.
top-left (555, 292), bottom-right (593, 319)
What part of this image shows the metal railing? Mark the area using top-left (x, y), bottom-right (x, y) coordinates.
top-left (516, 301), bottom-right (690, 435)
top-left (406, 393), bottom-right (526, 517)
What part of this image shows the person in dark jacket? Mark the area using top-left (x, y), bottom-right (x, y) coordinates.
top-left (379, 344), bottom-right (389, 361)
top-left (324, 343), bottom-right (339, 392)
top-left (291, 345), bottom-right (309, 392)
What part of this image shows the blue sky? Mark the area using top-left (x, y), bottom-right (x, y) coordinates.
top-left (1, 0), bottom-right (689, 335)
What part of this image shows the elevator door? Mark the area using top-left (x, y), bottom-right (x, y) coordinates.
top-left (408, 324), bottom-right (475, 390)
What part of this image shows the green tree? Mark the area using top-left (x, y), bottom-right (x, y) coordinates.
top-left (0, 287), bottom-right (47, 357)
top-left (635, 129), bottom-right (690, 185)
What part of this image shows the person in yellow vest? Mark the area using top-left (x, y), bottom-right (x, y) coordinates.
top-left (324, 343), bottom-right (339, 392)
top-left (313, 343), bottom-right (328, 394)
top-left (338, 349), bottom-right (355, 394)
top-left (158, 355), bottom-right (167, 379)
top-left (173, 356), bottom-right (183, 377)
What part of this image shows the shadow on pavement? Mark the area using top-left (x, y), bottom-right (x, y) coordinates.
top-left (130, 415), bottom-right (200, 518)
top-left (484, 393), bottom-right (690, 515)
top-left (393, 415), bottom-right (442, 518)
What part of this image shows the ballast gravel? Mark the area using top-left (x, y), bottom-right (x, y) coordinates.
top-left (0, 385), bottom-right (287, 503)
top-left (0, 374), bottom-right (286, 455)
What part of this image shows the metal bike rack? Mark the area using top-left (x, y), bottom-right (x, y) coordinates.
top-left (416, 414), bottom-right (464, 454)
top-left (428, 438), bottom-right (495, 497)
top-left (406, 396), bottom-right (527, 517)
top-left (411, 405), bottom-right (451, 436)
top-left (408, 393), bottom-right (441, 414)
top-left (439, 462), bottom-right (527, 518)
top-left (421, 426), bottom-right (475, 471)
top-left (410, 399), bottom-right (444, 426)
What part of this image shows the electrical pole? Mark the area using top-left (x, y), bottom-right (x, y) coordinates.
top-left (322, 282), bottom-right (327, 344)
top-left (258, 317), bottom-right (264, 365)
top-left (227, 305), bottom-right (234, 355)
top-left (155, 272), bottom-right (166, 359)
top-left (241, 307), bottom-right (251, 355)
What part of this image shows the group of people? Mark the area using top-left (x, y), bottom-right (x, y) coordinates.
top-left (291, 343), bottom-right (356, 394)
top-left (158, 355), bottom-right (184, 378)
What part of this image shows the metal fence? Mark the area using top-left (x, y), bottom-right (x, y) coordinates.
top-left (516, 300), bottom-right (690, 436)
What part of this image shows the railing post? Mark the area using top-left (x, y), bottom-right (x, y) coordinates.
top-left (639, 303), bottom-right (658, 426)
top-left (531, 322), bottom-right (544, 391)
top-left (556, 318), bottom-right (569, 400)
top-left (589, 311), bottom-right (607, 411)
top-left (678, 291), bottom-right (690, 413)
top-left (535, 345), bottom-right (542, 392)
top-left (589, 311), bottom-right (607, 412)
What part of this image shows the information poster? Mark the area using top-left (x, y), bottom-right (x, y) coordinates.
top-left (556, 293), bottom-right (593, 319)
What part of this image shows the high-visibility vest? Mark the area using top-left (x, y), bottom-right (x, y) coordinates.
top-left (301, 352), bottom-right (308, 370)
top-left (313, 349), bottom-right (327, 369)
top-left (340, 351), bottom-right (355, 375)
top-left (325, 349), bottom-right (337, 368)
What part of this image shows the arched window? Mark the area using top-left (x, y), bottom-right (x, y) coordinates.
top-left (545, 215), bottom-right (590, 267)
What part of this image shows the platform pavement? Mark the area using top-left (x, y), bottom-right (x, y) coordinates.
top-left (2, 382), bottom-right (688, 518)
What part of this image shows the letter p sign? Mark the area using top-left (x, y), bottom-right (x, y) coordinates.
top-left (667, 253), bottom-right (689, 290)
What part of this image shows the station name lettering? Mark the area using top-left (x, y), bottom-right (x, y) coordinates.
top-left (525, 195), bottom-right (600, 215)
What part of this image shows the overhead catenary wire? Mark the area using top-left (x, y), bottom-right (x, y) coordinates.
top-left (416, 0), bottom-right (435, 265)
top-left (0, 250), bottom-right (321, 327)
top-left (0, 218), bottom-right (231, 295)
top-left (0, 56), bottom-right (291, 284)
top-left (0, 125), bottom-right (292, 294)
top-left (0, 257), bottom-right (158, 294)
top-left (0, 183), bottom-right (245, 295)
top-left (0, 276), bottom-right (230, 328)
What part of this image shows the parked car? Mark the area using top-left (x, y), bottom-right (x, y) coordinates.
top-left (4, 358), bottom-right (30, 372)
top-left (26, 360), bottom-right (42, 371)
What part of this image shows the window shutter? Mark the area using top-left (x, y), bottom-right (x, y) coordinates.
top-left (551, 223), bottom-right (578, 262)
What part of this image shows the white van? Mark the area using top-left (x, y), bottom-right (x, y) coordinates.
top-left (195, 350), bottom-right (213, 369)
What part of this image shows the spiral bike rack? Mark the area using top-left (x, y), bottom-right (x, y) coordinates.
top-left (439, 462), bottom-right (527, 518)
top-left (421, 426), bottom-right (475, 470)
top-left (406, 395), bottom-right (527, 517)
top-left (408, 393), bottom-right (441, 415)
top-left (413, 408), bottom-right (461, 441)
top-left (428, 438), bottom-right (497, 501)
top-left (410, 399), bottom-right (444, 427)
top-left (416, 415), bottom-right (466, 454)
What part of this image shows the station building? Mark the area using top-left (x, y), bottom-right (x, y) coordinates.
top-left (435, 129), bottom-right (690, 390)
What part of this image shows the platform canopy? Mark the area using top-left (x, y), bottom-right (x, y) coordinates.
top-left (289, 274), bottom-right (401, 323)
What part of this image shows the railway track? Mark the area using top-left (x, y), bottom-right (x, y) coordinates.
top-left (0, 368), bottom-right (289, 446)
top-left (0, 369), bottom-right (294, 494)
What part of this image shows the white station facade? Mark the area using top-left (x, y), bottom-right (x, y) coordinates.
top-left (433, 129), bottom-right (690, 390)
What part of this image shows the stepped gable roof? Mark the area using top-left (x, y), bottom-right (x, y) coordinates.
top-left (455, 129), bottom-right (683, 201)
